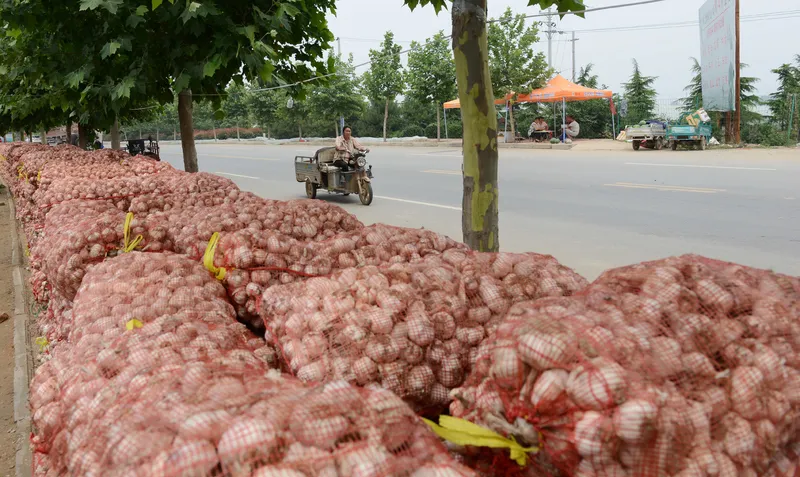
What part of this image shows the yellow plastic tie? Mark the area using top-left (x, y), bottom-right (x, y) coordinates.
top-left (35, 337), bottom-right (49, 352)
top-left (203, 232), bottom-right (227, 281)
top-left (122, 212), bottom-right (143, 253)
top-left (422, 416), bottom-right (539, 467)
top-left (125, 319), bottom-right (143, 331)
top-left (36, 170), bottom-right (41, 182)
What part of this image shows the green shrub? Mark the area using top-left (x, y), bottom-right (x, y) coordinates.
top-left (403, 125), bottom-right (425, 138)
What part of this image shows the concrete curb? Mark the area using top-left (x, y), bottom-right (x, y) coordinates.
top-left (7, 195), bottom-right (32, 477)
top-left (156, 139), bottom-right (575, 150)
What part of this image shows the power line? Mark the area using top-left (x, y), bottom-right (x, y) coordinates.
top-left (488, 0), bottom-right (670, 24)
top-left (573, 9), bottom-right (800, 33)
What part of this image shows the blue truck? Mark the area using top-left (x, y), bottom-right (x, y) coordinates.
top-left (667, 112), bottom-right (713, 151)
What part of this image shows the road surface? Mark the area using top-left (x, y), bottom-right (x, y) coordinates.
top-left (159, 142), bottom-right (800, 279)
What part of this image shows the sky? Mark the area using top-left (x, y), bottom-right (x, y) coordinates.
top-left (326, 0), bottom-right (800, 101)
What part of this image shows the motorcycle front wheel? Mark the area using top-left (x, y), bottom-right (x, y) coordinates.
top-left (359, 182), bottom-right (373, 206)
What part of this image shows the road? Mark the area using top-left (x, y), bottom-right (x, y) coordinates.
top-left (159, 142), bottom-right (800, 280)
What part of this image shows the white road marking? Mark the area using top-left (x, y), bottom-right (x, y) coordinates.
top-left (203, 154), bottom-right (278, 161)
top-left (374, 196), bottom-right (461, 211)
top-left (412, 153), bottom-right (463, 157)
top-left (215, 172), bottom-right (260, 180)
top-left (604, 182), bottom-right (725, 194)
top-left (625, 162), bottom-right (777, 171)
top-left (423, 169), bottom-right (461, 175)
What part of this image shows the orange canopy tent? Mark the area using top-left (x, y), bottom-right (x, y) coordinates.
top-left (443, 92), bottom-right (515, 110)
top-left (516, 74), bottom-right (612, 103)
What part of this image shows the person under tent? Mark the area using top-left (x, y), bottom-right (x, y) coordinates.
top-left (528, 116), bottom-right (549, 142)
top-left (561, 115), bottom-right (580, 142)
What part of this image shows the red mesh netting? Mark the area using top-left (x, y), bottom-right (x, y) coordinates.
top-left (213, 224), bottom-right (463, 331)
top-left (448, 254), bottom-right (800, 477)
top-left (258, 250), bottom-right (588, 413)
top-left (29, 252), bottom-right (279, 475)
top-left (31, 171), bottom-right (236, 210)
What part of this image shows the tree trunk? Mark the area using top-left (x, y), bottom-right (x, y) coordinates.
top-left (335, 121), bottom-right (339, 138)
top-left (178, 89), bottom-right (199, 173)
top-left (436, 105), bottom-right (441, 141)
top-left (66, 122), bottom-right (72, 145)
top-left (173, 127), bottom-right (177, 141)
top-left (383, 98), bottom-right (389, 142)
top-left (267, 126), bottom-right (271, 140)
top-left (236, 125), bottom-right (240, 141)
top-left (111, 119), bottom-right (121, 150)
top-left (77, 124), bottom-right (88, 149)
top-left (212, 124), bottom-right (217, 142)
top-left (509, 104), bottom-right (517, 140)
top-left (298, 125), bottom-right (303, 140)
top-left (20, 132), bottom-right (25, 141)
top-left (139, 129), bottom-right (142, 140)
top-left (41, 129), bottom-right (48, 145)
top-left (452, 0), bottom-right (499, 252)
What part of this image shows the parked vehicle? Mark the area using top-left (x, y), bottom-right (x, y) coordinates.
top-left (126, 138), bottom-right (161, 160)
top-left (626, 120), bottom-right (667, 151)
top-left (294, 147), bottom-right (374, 205)
top-left (667, 114), bottom-right (713, 151)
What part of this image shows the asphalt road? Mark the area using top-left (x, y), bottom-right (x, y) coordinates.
top-left (159, 142), bottom-right (800, 279)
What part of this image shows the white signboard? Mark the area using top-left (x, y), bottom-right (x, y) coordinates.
top-left (699, 0), bottom-right (736, 111)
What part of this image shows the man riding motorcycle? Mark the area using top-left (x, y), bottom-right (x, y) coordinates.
top-left (334, 126), bottom-right (369, 172)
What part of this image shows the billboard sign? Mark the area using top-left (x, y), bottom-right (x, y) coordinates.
top-left (699, 0), bottom-right (736, 111)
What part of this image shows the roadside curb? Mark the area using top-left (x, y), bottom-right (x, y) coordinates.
top-left (7, 195), bottom-right (32, 477)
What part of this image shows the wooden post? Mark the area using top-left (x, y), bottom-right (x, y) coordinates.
top-left (733, 0), bottom-right (741, 144)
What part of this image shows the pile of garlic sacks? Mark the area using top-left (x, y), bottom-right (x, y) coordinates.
top-left (4, 140), bottom-right (798, 477)
top-left (449, 255), bottom-right (800, 477)
top-left (258, 251), bottom-right (589, 412)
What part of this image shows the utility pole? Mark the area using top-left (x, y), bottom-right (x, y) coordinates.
top-left (545, 8), bottom-right (554, 68)
top-left (733, 0), bottom-right (741, 144)
top-left (570, 31), bottom-right (580, 82)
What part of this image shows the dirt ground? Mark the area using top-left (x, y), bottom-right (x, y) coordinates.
top-left (0, 185), bottom-right (17, 477)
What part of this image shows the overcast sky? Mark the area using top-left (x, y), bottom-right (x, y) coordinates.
top-left (327, 0), bottom-right (800, 100)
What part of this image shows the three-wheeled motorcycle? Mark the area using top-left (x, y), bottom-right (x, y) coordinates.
top-left (294, 146), bottom-right (374, 205)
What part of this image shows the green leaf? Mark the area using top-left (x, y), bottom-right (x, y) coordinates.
top-left (259, 61), bottom-right (275, 83)
top-left (112, 76), bottom-right (136, 100)
top-left (100, 41), bottom-right (122, 59)
top-left (79, 0), bottom-right (103, 11)
top-left (127, 14), bottom-right (146, 28)
top-left (136, 5), bottom-right (149, 15)
top-left (152, 0), bottom-right (163, 9)
top-left (239, 25), bottom-right (256, 44)
top-left (65, 70), bottom-right (86, 88)
top-left (213, 109), bottom-right (225, 121)
top-left (203, 56), bottom-right (223, 77)
top-left (173, 73), bottom-right (190, 93)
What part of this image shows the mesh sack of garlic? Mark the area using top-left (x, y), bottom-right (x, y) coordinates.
top-left (31, 170), bottom-right (235, 210)
top-left (258, 250), bottom-right (588, 413)
top-left (29, 252), bottom-right (278, 475)
top-left (206, 224), bottom-right (458, 331)
top-left (36, 360), bottom-right (478, 477)
top-left (128, 188), bottom-right (260, 214)
top-left (445, 254), bottom-right (800, 477)
top-left (175, 198), bottom-right (365, 260)
top-left (33, 200), bottom-right (177, 305)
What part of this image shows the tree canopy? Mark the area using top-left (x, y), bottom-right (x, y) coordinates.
top-left (363, 31), bottom-right (405, 141)
top-left (621, 59), bottom-right (658, 126)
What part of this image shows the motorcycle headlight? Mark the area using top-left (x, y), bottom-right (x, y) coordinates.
top-left (356, 157), bottom-right (366, 167)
